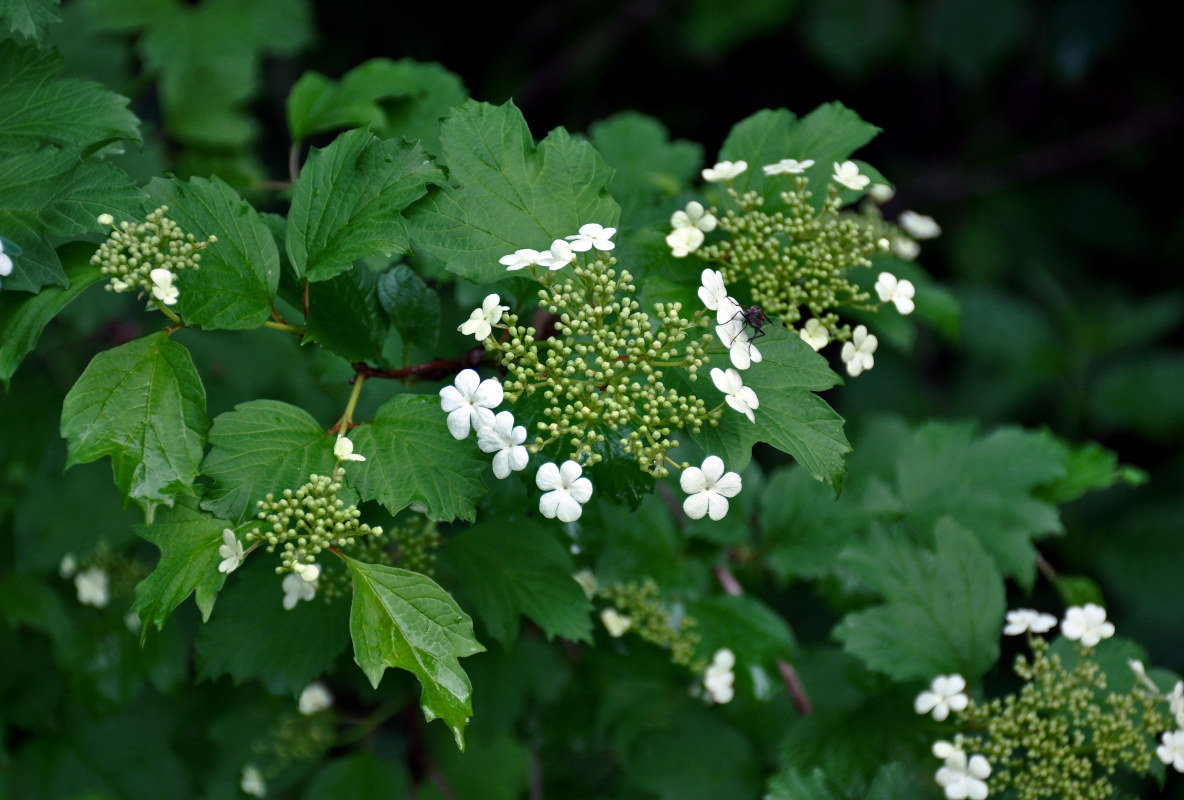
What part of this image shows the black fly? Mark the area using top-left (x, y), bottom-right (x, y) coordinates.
top-left (722, 304), bottom-right (770, 347)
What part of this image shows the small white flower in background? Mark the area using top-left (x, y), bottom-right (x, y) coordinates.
top-left (666, 225), bottom-right (705, 258)
top-left (439, 369), bottom-right (503, 439)
top-left (97, 213), bottom-right (115, 226)
top-left (1167, 681), bottom-right (1184, 727)
top-left (282, 572), bottom-right (317, 610)
top-left (566, 223), bottom-right (616, 252)
top-left (840, 325), bottom-right (878, 377)
top-left (240, 764), bottom-right (267, 798)
top-left (458, 293), bottom-right (508, 341)
top-left (698, 269), bottom-right (741, 322)
top-left (536, 239), bottom-right (577, 270)
top-left (1161, 730), bottom-right (1184, 772)
top-left (874, 272), bottom-right (916, 315)
top-left (149, 267), bottom-right (179, 305)
top-left (702, 160), bottom-right (747, 182)
top-left (601, 608), bottom-right (632, 637)
top-left (799, 318), bottom-right (830, 351)
top-left (1003, 608), bottom-right (1058, 636)
top-left (573, 569), bottom-right (598, 599)
top-left (293, 562), bottom-right (321, 583)
top-left (75, 567), bottom-right (109, 608)
top-left (892, 236), bottom-right (920, 261)
top-left (217, 529), bottom-right (245, 574)
top-left (333, 435), bottom-right (366, 462)
top-left (680, 455), bottom-right (742, 521)
top-left (1127, 659), bottom-right (1160, 692)
top-left (899, 210), bottom-right (942, 240)
top-left (932, 740), bottom-right (960, 760)
top-left (124, 611), bottom-right (142, 634)
top-left (710, 367), bottom-right (759, 423)
top-left (868, 183), bottom-right (895, 204)
top-left (762, 158), bottom-right (814, 176)
top-left (476, 410), bottom-right (529, 479)
top-left (298, 681), bottom-right (334, 715)
top-left (832, 160), bottom-right (870, 191)
top-left (536, 460), bottom-right (594, 522)
top-left (703, 648), bottom-right (736, 704)
top-left (1061, 603), bottom-right (1115, 647)
top-left (935, 750), bottom-right (991, 800)
top-left (0, 239), bottom-right (12, 278)
top-left (915, 674), bottom-right (969, 721)
top-left (671, 200), bottom-right (717, 233)
top-left (499, 248), bottom-right (543, 271)
top-left (716, 317), bottom-right (763, 370)
top-left (58, 552), bottom-right (77, 578)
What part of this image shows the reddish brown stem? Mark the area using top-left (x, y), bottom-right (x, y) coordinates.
top-left (351, 348), bottom-right (486, 384)
top-left (778, 659), bottom-right (813, 716)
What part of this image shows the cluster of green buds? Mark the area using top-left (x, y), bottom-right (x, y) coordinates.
top-left (92, 205), bottom-right (215, 307)
top-left (599, 578), bottom-right (701, 669)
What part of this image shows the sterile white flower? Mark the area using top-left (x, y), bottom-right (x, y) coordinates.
top-left (832, 160), bottom-right (870, 191)
top-left (1168, 681), bottom-right (1184, 727)
top-left (298, 681), bottom-right (334, 715)
top-left (868, 183), bottom-right (896, 204)
top-left (799, 318), bottom-right (830, 351)
top-left (333, 435), bottom-right (365, 462)
top-left (75, 567), bottom-right (109, 608)
top-left (702, 160), bottom-right (748, 182)
top-left (97, 213), bottom-right (115, 226)
top-left (476, 410), bottom-right (529, 479)
top-left (1160, 730), bottom-right (1184, 772)
top-left (536, 461), bottom-right (594, 523)
top-left (1061, 603), bottom-right (1115, 647)
top-left (698, 269), bottom-right (742, 322)
top-left (218, 528), bottom-right (245, 574)
top-left (58, 552), bottom-right (77, 578)
top-left (282, 572), bottom-right (317, 610)
top-left (0, 239), bottom-right (11, 278)
top-left (874, 272), bottom-right (916, 315)
top-left (573, 569), bottom-right (598, 599)
top-left (710, 367), bottom-right (759, 423)
top-left (840, 325), bottom-right (878, 377)
top-left (536, 239), bottom-right (577, 270)
top-left (671, 201), bottom-right (717, 233)
top-left (1003, 608), bottom-right (1058, 636)
top-left (932, 740), bottom-right (960, 760)
top-left (500, 248), bottom-right (544, 271)
top-left (899, 210), bottom-right (942, 240)
top-left (915, 674), bottom-right (969, 721)
top-left (149, 267), bottom-right (179, 305)
top-left (240, 765), bottom-right (267, 798)
top-left (458, 293), bottom-right (508, 340)
top-left (716, 317), bottom-right (763, 370)
top-left (439, 369), bottom-right (503, 439)
top-left (762, 158), bottom-right (814, 176)
top-left (935, 750), bottom-right (991, 800)
top-left (566, 223), bottom-right (616, 252)
top-left (666, 225), bottom-right (705, 258)
top-left (601, 608), bottom-right (632, 637)
top-left (680, 455), bottom-right (742, 521)
top-left (892, 236), bottom-right (920, 260)
top-left (704, 648), bottom-right (736, 704)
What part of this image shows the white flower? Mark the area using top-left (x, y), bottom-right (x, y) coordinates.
top-left (1168, 681), bottom-right (1184, 727)
top-left (536, 239), bottom-right (577, 270)
top-left (601, 608), bottom-right (632, 637)
top-left (97, 213), bottom-right (115, 226)
top-left (0, 240), bottom-right (11, 278)
top-left (218, 529), bottom-right (245, 574)
top-left (458, 293), bottom-right (508, 340)
top-left (149, 268), bottom-right (179, 305)
top-left (500, 248), bottom-right (544, 271)
top-left (704, 648), bottom-right (736, 704)
top-left (868, 184), bottom-right (895, 204)
top-left (762, 158), bottom-right (815, 176)
top-left (892, 236), bottom-right (921, 261)
top-left (840, 325), bottom-right (878, 377)
top-left (671, 201), bottom-right (717, 233)
top-left (832, 160), bottom-right (870, 191)
top-left (240, 765), bottom-right (267, 798)
top-left (710, 367), bottom-right (759, 423)
top-left (1128, 659), bottom-right (1160, 692)
top-left (1161, 730), bottom-right (1184, 772)
top-left (573, 569), bottom-right (598, 599)
top-left (75, 567), bottom-right (109, 608)
top-left (565, 223), bottom-right (616, 252)
top-left (915, 674), bottom-right (969, 721)
top-left (282, 572), bottom-right (317, 610)
top-left (702, 160), bottom-right (748, 182)
top-left (680, 456), bottom-right (742, 521)
top-left (476, 410), bottom-right (529, 479)
top-left (899, 210), bottom-right (942, 240)
top-left (333, 435), bottom-right (365, 462)
top-left (298, 681), bottom-right (334, 715)
top-left (536, 461), bottom-right (593, 523)
top-left (666, 226), bottom-right (705, 258)
top-left (439, 369), bottom-right (503, 439)
top-left (716, 317), bottom-right (763, 370)
top-left (124, 611), bottom-right (142, 633)
top-left (58, 553), bottom-right (77, 578)
top-left (935, 750), bottom-right (991, 800)
top-left (799, 319), bottom-right (829, 351)
top-left (1003, 608), bottom-right (1058, 636)
top-left (932, 740), bottom-right (960, 760)
top-left (698, 269), bottom-right (742, 322)
top-left (293, 562), bottom-right (321, 583)
top-left (1061, 603), bottom-right (1115, 648)
top-left (874, 272), bottom-right (916, 315)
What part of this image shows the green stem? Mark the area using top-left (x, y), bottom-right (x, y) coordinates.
top-left (263, 320), bottom-right (306, 336)
top-left (153, 301), bottom-right (183, 325)
top-left (337, 374), bottom-right (366, 432)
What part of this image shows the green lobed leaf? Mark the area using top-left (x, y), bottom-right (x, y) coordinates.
top-left (302, 262), bottom-right (391, 362)
top-left (60, 332), bottom-right (208, 521)
top-left (303, 753), bottom-right (409, 800)
top-left (145, 175), bottom-right (280, 330)
top-left (588, 112), bottom-right (703, 222)
top-left (287, 129), bottom-right (443, 283)
top-left (763, 765), bottom-right (842, 800)
top-left (688, 594), bottom-right (797, 668)
top-left (199, 399), bottom-right (336, 522)
top-left (132, 496), bottom-right (230, 633)
top-left (377, 263), bottom-right (441, 349)
top-left (833, 518), bottom-right (1005, 681)
top-left (443, 520), bottom-right (593, 648)
top-left (759, 464), bottom-right (866, 582)
top-left (405, 99), bottom-right (621, 283)
top-left (624, 707), bottom-right (761, 800)
top-left (344, 556), bottom-right (485, 748)
top-left (347, 394), bottom-right (488, 522)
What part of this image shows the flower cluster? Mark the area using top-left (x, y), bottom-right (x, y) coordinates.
top-left (92, 207), bottom-right (215, 308)
top-left (599, 578), bottom-right (700, 667)
top-left (703, 648), bottom-right (736, 704)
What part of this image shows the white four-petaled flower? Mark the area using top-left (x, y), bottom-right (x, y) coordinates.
top-left (282, 572), bottom-right (317, 610)
top-left (1158, 730), bottom-right (1184, 772)
top-left (710, 367), bottom-right (759, 423)
top-left (899, 210), bottom-right (942, 240)
top-left (536, 460), bottom-right (593, 522)
top-left (868, 184), bottom-right (896, 204)
top-left (500, 248), bottom-right (544, 271)
top-left (601, 608), bottom-right (632, 637)
top-left (240, 765), bottom-right (267, 798)
top-left (439, 369), bottom-right (503, 439)
top-left (716, 316), bottom-right (763, 370)
top-left (458, 293), bottom-right (508, 340)
top-left (149, 267), bottom-right (179, 305)
top-left (875, 272), bottom-right (916, 315)
top-left (75, 567), bottom-right (109, 608)
top-left (566, 223), bottom-right (616, 252)
top-left (915, 674), bottom-right (969, 721)
top-left (298, 681), bottom-right (334, 715)
top-left (680, 456), bottom-right (742, 521)
top-left (1168, 681), bottom-right (1184, 727)
top-left (832, 160), bottom-right (870, 191)
top-left (702, 160), bottom-right (748, 182)
top-left (476, 410), bottom-right (529, 479)
top-left (703, 648), bottom-right (736, 704)
top-left (0, 238), bottom-right (12, 278)
top-left (537, 239), bottom-right (577, 270)
top-left (334, 435), bottom-right (365, 462)
top-left (762, 158), bottom-right (815, 176)
top-left (666, 225), bottom-right (705, 257)
top-left (840, 324), bottom-right (878, 377)
top-left (698, 269), bottom-right (741, 323)
top-left (218, 528), bottom-right (245, 574)
top-left (892, 236), bottom-right (920, 261)
top-left (671, 201), bottom-right (718, 233)
top-left (1061, 603), bottom-right (1115, 647)
top-left (799, 318), bottom-right (830, 351)
top-left (1003, 608), bottom-right (1058, 636)
top-left (935, 750), bottom-right (991, 800)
